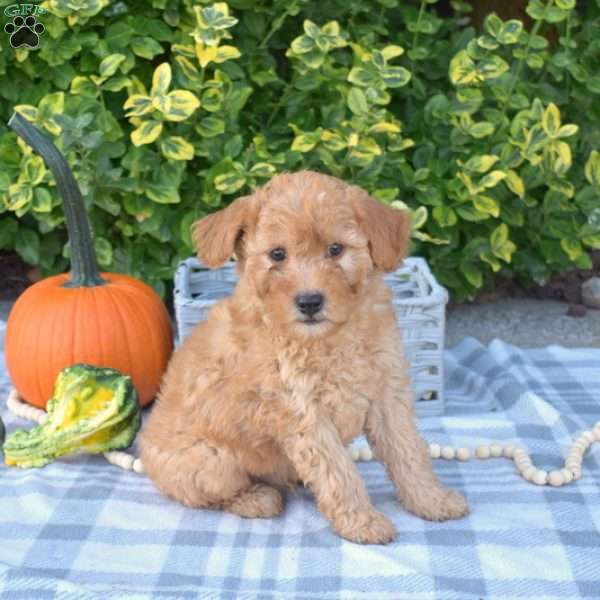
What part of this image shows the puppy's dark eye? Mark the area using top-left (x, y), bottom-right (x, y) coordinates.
top-left (327, 243), bottom-right (344, 257)
top-left (269, 247), bottom-right (286, 262)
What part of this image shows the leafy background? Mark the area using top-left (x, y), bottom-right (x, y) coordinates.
top-left (0, 0), bottom-right (599, 300)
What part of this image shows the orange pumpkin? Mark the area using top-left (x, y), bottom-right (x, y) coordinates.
top-left (5, 113), bottom-right (172, 409)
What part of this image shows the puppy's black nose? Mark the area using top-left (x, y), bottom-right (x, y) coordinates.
top-left (295, 293), bottom-right (324, 317)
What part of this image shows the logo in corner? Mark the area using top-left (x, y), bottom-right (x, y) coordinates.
top-left (4, 4), bottom-right (46, 50)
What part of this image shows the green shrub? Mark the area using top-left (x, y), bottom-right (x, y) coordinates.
top-left (0, 0), bottom-right (599, 299)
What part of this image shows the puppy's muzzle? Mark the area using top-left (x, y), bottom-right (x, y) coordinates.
top-left (295, 292), bottom-right (324, 317)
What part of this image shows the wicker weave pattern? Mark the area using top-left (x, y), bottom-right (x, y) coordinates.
top-left (174, 257), bottom-right (447, 416)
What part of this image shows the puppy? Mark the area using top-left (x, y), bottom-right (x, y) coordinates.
top-left (139, 171), bottom-right (468, 544)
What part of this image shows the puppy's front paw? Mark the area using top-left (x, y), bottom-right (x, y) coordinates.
top-left (334, 509), bottom-right (397, 545)
top-left (405, 487), bottom-right (469, 521)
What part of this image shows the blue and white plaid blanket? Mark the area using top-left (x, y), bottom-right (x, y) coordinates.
top-left (1, 320), bottom-right (599, 599)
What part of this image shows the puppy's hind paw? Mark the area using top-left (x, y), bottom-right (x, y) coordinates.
top-left (224, 483), bottom-right (284, 519)
top-left (334, 509), bottom-right (397, 545)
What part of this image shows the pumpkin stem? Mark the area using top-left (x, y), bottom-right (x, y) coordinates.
top-left (8, 113), bottom-right (105, 288)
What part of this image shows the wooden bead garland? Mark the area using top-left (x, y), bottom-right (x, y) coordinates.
top-left (349, 421), bottom-right (600, 488)
top-left (5, 387), bottom-right (599, 485)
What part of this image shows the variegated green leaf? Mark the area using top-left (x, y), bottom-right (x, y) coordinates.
top-left (560, 238), bottom-right (582, 260)
top-left (321, 130), bottom-right (347, 151)
top-left (368, 122), bottom-right (401, 134)
top-left (146, 182), bottom-right (181, 204)
top-left (214, 172), bottom-right (246, 194)
top-left (497, 20), bottom-right (523, 44)
top-left (461, 262), bottom-right (483, 287)
top-left (473, 195), bottom-right (499, 217)
top-left (123, 94), bottom-right (153, 117)
top-left (162, 90), bottom-right (201, 121)
top-left (38, 92), bottom-right (64, 115)
top-left (553, 140), bottom-right (572, 172)
top-left (480, 170), bottom-right (507, 189)
top-left (291, 133), bottom-right (319, 152)
top-left (249, 162), bottom-right (276, 177)
top-left (7, 183), bottom-right (33, 212)
top-left (131, 120), bottom-right (163, 146)
top-left (449, 50), bottom-right (477, 86)
top-left (291, 34), bottom-right (315, 55)
top-left (542, 103), bottom-right (561, 137)
top-left (32, 188), bottom-right (53, 213)
top-left (99, 53), bottom-right (126, 78)
top-left (347, 87), bottom-right (369, 115)
top-left (131, 37), bottom-right (163, 60)
top-left (160, 136), bottom-right (195, 160)
top-left (584, 150), bottom-right (600, 186)
top-left (214, 45), bottom-right (241, 63)
top-left (490, 224), bottom-right (516, 262)
top-left (151, 63), bottom-right (172, 96)
top-left (505, 170), bottom-right (525, 198)
top-left (381, 45), bottom-right (404, 60)
top-left (347, 67), bottom-right (375, 87)
top-left (196, 116), bottom-right (225, 137)
top-left (433, 205), bottom-right (457, 227)
top-left (465, 154), bottom-right (499, 173)
top-left (381, 66), bottom-right (411, 88)
top-left (14, 105), bottom-right (38, 122)
top-left (303, 20), bottom-right (320, 39)
top-left (175, 56), bottom-right (200, 80)
top-left (411, 206), bottom-right (428, 229)
top-left (557, 124), bottom-right (578, 138)
top-left (22, 156), bottom-right (46, 186)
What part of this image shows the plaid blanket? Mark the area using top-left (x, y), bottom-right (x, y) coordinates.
top-left (1, 320), bottom-right (599, 600)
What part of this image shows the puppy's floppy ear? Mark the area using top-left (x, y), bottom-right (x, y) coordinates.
top-left (351, 188), bottom-right (412, 272)
top-left (191, 195), bottom-right (258, 268)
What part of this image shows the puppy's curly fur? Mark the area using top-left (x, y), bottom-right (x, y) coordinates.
top-left (139, 171), bottom-right (469, 544)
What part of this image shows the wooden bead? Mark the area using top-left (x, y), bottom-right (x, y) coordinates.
top-left (548, 471), bottom-right (565, 487)
top-left (503, 445), bottom-right (516, 459)
top-left (513, 449), bottom-right (529, 462)
top-left (456, 448), bottom-right (471, 461)
top-left (441, 446), bottom-right (456, 460)
top-left (516, 458), bottom-right (532, 471)
top-left (104, 451), bottom-right (134, 471)
top-left (358, 446), bottom-right (373, 461)
top-left (580, 431), bottom-right (595, 444)
top-left (522, 466), bottom-right (537, 481)
top-left (476, 445), bottom-right (491, 459)
top-left (490, 444), bottom-right (503, 458)
top-left (567, 449), bottom-right (584, 462)
top-left (560, 468), bottom-right (574, 484)
top-left (350, 448), bottom-right (360, 461)
top-left (7, 391), bottom-right (47, 425)
top-left (532, 470), bottom-right (548, 485)
top-left (566, 458), bottom-right (582, 470)
top-left (515, 452), bottom-right (532, 466)
top-left (133, 458), bottom-right (145, 474)
top-left (571, 467), bottom-right (582, 480)
top-left (429, 443), bottom-right (441, 459)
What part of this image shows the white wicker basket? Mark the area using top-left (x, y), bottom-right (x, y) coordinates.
top-left (174, 257), bottom-right (448, 416)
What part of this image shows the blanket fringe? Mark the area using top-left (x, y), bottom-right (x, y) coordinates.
top-left (5, 387), bottom-right (600, 485)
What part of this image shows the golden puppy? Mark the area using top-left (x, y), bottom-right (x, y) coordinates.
top-left (139, 170), bottom-right (468, 544)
